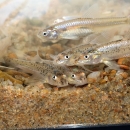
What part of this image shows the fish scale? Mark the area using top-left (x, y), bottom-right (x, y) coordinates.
top-left (55, 17), bottom-right (128, 29)
top-left (97, 40), bottom-right (130, 59)
top-left (5, 58), bottom-right (55, 75)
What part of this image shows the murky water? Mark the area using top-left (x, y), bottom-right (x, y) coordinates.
top-left (0, 0), bottom-right (130, 129)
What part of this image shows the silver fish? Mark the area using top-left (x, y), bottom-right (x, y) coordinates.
top-left (38, 16), bottom-right (130, 42)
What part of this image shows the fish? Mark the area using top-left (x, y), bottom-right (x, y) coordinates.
top-left (37, 15), bottom-right (130, 42)
top-left (51, 30), bottom-right (117, 66)
top-left (4, 57), bottom-right (68, 87)
top-left (52, 43), bottom-right (96, 66)
top-left (66, 66), bottom-right (89, 86)
top-left (27, 53), bottom-right (89, 86)
top-left (75, 39), bottom-right (130, 70)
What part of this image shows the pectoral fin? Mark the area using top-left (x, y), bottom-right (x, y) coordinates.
top-left (0, 65), bottom-right (14, 70)
top-left (79, 65), bottom-right (93, 72)
top-left (50, 54), bottom-right (57, 60)
top-left (90, 29), bottom-right (121, 45)
top-left (17, 65), bottom-right (48, 84)
top-left (103, 60), bottom-right (120, 70)
top-left (62, 35), bottom-right (79, 40)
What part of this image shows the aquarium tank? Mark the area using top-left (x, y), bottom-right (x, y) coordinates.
top-left (0, 0), bottom-right (130, 129)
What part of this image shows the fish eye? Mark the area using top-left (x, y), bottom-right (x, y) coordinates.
top-left (52, 75), bottom-right (57, 80)
top-left (43, 32), bottom-right (47, 36)
top-left (65, 55), bottom-right (69, 59)
top-left (84, 55), bottom-right (88, 59)
top-left (71, 74), bottom-right (76, 78)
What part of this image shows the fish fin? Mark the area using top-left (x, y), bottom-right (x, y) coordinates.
top-left (23, 47), bottom-right (44, 63)
top-left (79, 65), bottom-right (93, 72)
top-left (10, 64), bottom-right (34, 74)
top-left (16, 65), bottom-right (46, 81)
top-left (111, 35), bottom-right (123, 41)
top-left (50, 54), bottom-right (57, 60)
top-left (90, 29), bottom-right (121, 45)
top-left (80, 3), bottom-right (109, 18)
top-left (31, 49), bottom-right (44, 63)
top-left (24, 78), bottom-right (40, 85)
top-left (90, 34), bottom-right (109, 45)
top-left (62, 35), bottom-right (79, 40)
top-left (82, 33), bottom-right (100, 44)
top-left (53, 2), bottom-right (112, 23)
top-left (51, 40), bottom-right (59, 43)
top-left (0, 65), bottom-right (14, 70)
top-left (24, 74), bottom-right (47, 85)
top-left (80, 3), bottom-right (100, 18)
top-left (103, 60), bottom-right (120, 70)
top-left (115, 69), bottom-right (125, 78)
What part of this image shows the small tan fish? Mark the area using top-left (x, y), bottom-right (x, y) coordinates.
top-left (29, 54), bottom-right (89, 86)
top-left (4, 57), bottom-right (68, 87)
top-left (66, 66), bottom-right (89, 86)
top-left (51, 30), bottom-right (116, 66)
top-left (25, 52), bottom-right (89, 86)
top-left (76, 39), bottom-right (130, 70)
top-left (52, 43), bottom-right (95, 66)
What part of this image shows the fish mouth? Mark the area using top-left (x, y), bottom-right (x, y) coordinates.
top-left (57, 78), bottom-right (68, 87)
top-left (57, 82), bottom-right (68, 87)
top-left (76, 79), bottom-right (87, 86)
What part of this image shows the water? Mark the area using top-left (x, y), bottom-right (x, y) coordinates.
top-left (0, 0), bottom-right (130, 129)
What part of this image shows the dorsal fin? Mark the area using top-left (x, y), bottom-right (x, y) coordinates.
top-left (80, 3), bottom-right (100, 18)
top-left (53, 2), bottom-right (115, 24)
top-left (88, 28), bottom-right (123, 45)
top-left (82, 33), bottom-right (100, 44)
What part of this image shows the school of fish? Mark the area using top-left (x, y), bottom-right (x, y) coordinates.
top-left (3, 3), bottom-right (130, 87)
